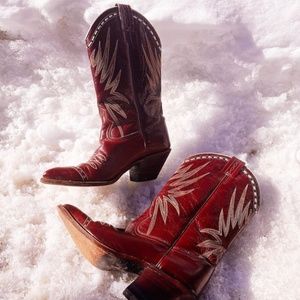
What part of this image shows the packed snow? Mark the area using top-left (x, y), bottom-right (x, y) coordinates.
top-left (1, 0), bottom-right (300, 299)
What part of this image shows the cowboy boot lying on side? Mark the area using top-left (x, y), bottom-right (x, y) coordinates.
top-left (41, 4), bottom-right (170, 186)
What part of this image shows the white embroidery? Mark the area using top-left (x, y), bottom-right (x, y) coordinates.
top-left (133, 15), bottom-right (161, 49)
top-left (87, 13), bottom-right (118, 48)
top-left (90, 27), bottom-right (129, 137)
top-left (72, 166), bottom-right (89, 181)
top-left (184, 154), bottom-right (259, 211)
top-left (82, 217), bottom-right (92, 227)
top-left (197, 185), bottom-right (251, 262)
top-left (142, 32), bottom-right (161, 118)
top-left (147, 162), bottom-right (210, 235)
top-left (86, 151), bottom-right (107, 170)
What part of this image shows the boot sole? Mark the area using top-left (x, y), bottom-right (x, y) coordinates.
top-left (57, 205), bottom-right (142, 273)
top-left (41, 149), bottom-right (171, 186)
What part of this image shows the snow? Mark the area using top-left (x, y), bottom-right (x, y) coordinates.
top-left (1, 0), bottom-right (300, 299)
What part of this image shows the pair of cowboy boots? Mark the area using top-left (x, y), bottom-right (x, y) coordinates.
top-left (41, 4), bottom-right (260, 300)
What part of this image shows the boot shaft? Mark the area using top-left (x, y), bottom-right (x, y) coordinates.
top-left (86, 7), bottom-right (138, 139)
top-left (85, 4), bottom-right (170, 149)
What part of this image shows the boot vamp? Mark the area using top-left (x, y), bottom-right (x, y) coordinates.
top-left (76, 134), bottom-right (146, 181)
top-left (63, 204), bottom-right (168, 265)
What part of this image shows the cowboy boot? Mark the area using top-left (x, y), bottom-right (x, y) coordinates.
top-left (41, 4), bottom-right (170, 186)
top-left (57, 153), bottom-right (260, 281)
top-left (124, 155), bottom-right (260, 299)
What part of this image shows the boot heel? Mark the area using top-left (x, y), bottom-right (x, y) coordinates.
top-left (123, 267), bottom-right (196, 300)
top-left (130, 149), bottom-right (171, 182)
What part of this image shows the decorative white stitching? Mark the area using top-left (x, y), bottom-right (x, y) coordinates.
top-left (90, 28), bottom-right (130, 138)
top-left (133, 15), bottom-right (160, 49)
top-left (72, 166), bottom-right (89, 181)
top-left (183, 153), bottom-right (259, 212)
top-left (87, 13), bottom-right (118, 48)
top-left (146, 161), bottom-right (211, 235)
top-left (86, 152), bottom-right (107, 170)
top-left (185, 153), bottom-right (229, 162)
top-left (242, 168), bottom-right (259, 211)
top-left (87, 12), bottom-right (161, 50)
top-left (82, 217), bottom-right (92, 227)
top-left (197, 184), bottom-right (251, 263)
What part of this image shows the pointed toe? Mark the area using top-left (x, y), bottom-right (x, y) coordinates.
top-left (41, 167), bottom-right (61, 180)
top-left (58, 204), bottom-right (90, 226)
top-left (41, 167), bottom-right (83, 185)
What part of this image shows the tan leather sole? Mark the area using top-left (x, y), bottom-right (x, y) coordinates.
top-left (57, 205), bottom-right (142, 273)
top-left (41, 176), bottom-right (119, 187)
top-left (57, 205), bottom-right (107, 268)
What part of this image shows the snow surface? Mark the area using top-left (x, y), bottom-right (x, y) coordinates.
top-left (1, 0), bottom-right (300, 299)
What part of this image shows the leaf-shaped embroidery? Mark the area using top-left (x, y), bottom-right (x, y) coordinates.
top-left (106, 102), bottom-right (127, 119)
top-left (167, 162), bottom-right (211, 197)
top-left (146, 161), bottom-right (210, 235)
top-left (142, 32), bottom-right (161, 118)
top-left (142, 33), bottom-right (160, 92)
top-left (90, 27), bottom-right (129, 137)
top-left (146, 195), bottom-right (181, 235)
top-left (198, 185), bottom-right (251, 262)
top-left (167, 195), bottom-right (180, 215)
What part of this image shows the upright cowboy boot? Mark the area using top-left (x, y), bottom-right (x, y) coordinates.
top-left (41, 4), bottom-right (170, 186)
top-left (57, 153), bottom-right (260, 285)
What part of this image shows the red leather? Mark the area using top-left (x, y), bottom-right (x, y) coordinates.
top-left (60, 204), bottom-right (168, 266)
top-left (126, 154), bottom-right (230, 244)
top-left (59, 153), bottom-right (260, 298)
top-left (41, 4), bottom-right (170, 185)
top-left (154, 157), bottom-right (258, 295)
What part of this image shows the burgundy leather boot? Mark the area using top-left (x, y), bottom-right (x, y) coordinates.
top-left (124, 154), bottom-right (260, 299)
top-left (41, 4), bottom-right (170, 186)
top-left (57, 153), bottom-right (260, 294)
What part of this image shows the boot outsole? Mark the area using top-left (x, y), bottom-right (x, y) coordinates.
top-left (57, 205), bottom-right (142, 273)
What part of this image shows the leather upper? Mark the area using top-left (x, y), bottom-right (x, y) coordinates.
top-left (42, 5), bottom-right (170, 184)
top-left (126, 153), bottom-right (260, 293)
